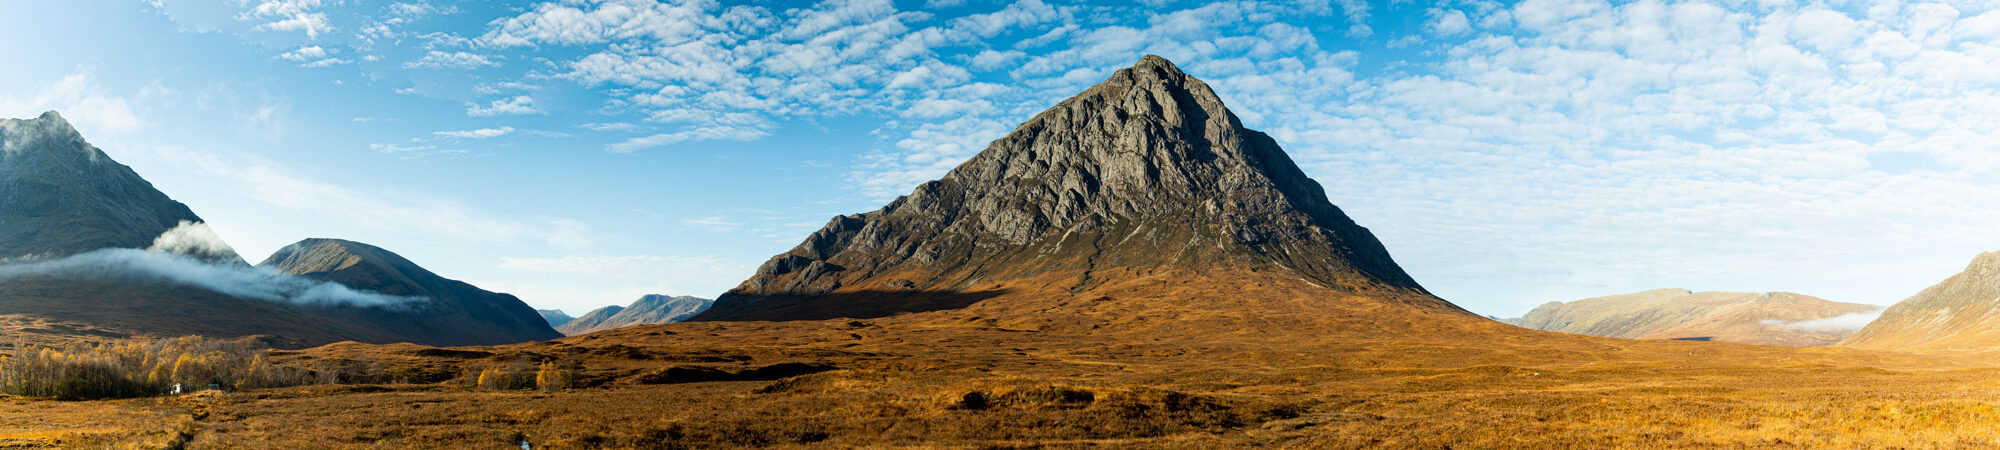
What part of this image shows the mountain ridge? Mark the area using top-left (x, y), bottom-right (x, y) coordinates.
top-left (1842, 251), bottom-right (2000, 350)
top-left (261, 238), bottom-right (563, 346)
top-left (557, 295), bottom-right (712, 335)
top-left (0, 111), bottom-right (559, 347)
top-left (1511, 288), bottom-right (1879, 346)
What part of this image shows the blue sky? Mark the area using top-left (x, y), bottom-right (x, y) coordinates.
top-left (4, 0), bottom-right (1998, 317)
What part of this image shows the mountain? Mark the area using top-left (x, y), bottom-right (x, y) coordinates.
top-left (538, 309), bottom-right (575, 328)
top-left (0, 111), bottom-right (241, 262)
top-left (562, 305), bottom-right (623, 333)
top-left (0, 111), bottom-right (559, 347)
top-left (261, 238), bottom-right (563, 346)
top-left (693, 55), bottom-right (1464, 325)
top-left (1842, 252), bottom-right (2000, 350)
top-left (1509, 289), bottom-right (1879, 346)
top-left (556, 295), bottom-right (713, 335)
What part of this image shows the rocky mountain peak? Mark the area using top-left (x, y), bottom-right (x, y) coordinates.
top-left (696, 56), bottom-right (1441, 321)
top-left (1967, 251), bottom-right (2000, 274)
top-left (0, 111), bottom-right (84, 155)
top-left (1, 111), bottom-right (213, 260)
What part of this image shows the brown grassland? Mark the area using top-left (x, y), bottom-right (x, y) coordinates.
top-left (4, 269), bottom-right (2000, 448)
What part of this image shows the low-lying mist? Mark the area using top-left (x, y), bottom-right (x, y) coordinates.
top-left (1762, 309), bottom-right (1886, 332)
top-left (0, 248), bottom-right (423, 308)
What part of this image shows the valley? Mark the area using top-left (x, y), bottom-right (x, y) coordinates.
top-left (3, 43), bottom-right (1999, 449)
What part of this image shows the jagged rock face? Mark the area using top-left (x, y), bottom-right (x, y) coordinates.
top-left (1511, 288), bottom-right (1880, 346)
top-left (262, 238), bottom-right (562, 346)
top-left (557, 295), bottom-right (713, 335)
top-left (0, 111), bottom-right (240, 262)
top-left (698, 56), bottom-right (1441, 322)
top-left (1843, 252), bottom-right (2000, 350)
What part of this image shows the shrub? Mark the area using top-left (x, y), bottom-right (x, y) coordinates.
top-left (476, 363), bottom-right (536, 391)
top-left (0, 336), bottom-right (305, 400)
top-left (536, 361), bottom-right (573, 392)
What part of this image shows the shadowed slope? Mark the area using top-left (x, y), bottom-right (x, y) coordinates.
top-left (696, 56), bottom-right (1456, 323)
top-left (0, 277), bottom-right (389, 349)
top-left (0, 111), bottom-right (240, 262)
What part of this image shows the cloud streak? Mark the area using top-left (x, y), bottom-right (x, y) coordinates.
top-left (1762, 309), bottom-right (1886, 332)
top-left (466, 95), bottom-right (542, 117)
top-left (0, 249), bottom-right (420, 308)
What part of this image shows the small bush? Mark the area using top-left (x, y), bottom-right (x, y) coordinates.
top-left (536, 361), bottom-right (574, 392)
top-left (476, 362), bottom-right (537, 391)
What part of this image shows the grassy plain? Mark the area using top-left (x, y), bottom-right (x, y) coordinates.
top-left (4, 269), bottom-right (1997, 448)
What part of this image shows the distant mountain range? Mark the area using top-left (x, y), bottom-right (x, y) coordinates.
top-left (1507, 289), bottom-right (1879, 346)
top-left (538, 309), bottom-right (574, 328)
top-left (0, 111), bottom-right (557, 347)
top-left (556, 294), bottom-right (712, 335)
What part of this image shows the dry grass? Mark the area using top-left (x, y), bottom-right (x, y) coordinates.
top-left (4, 269), bottom-right (1998, 448)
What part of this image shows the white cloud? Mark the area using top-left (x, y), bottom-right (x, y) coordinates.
top-left (433, 126), bottom-right (516, 139)
top-left (0, 248), bottom-right (421, 308)
top-left (606, 125), bottom-right (767, 153)
top-left (238, 0), bottom-right (331, 38)
top-left (277, 45), bottom-right (328, 61)
top-left (148, 220), bottom-right (242, 262)
top-left (478, 0), bottom-right (759, 47)
top-left (682, 215), bottom-right (741, 232)
top-left (404, 50), bottom-right (500, 69)
top-left (299, 57), bottom-right (349, 68)
top-left (581, 122), bottom-right (640, 132)
top-left (1334, 0), bottom-right (1371, 37)
top-left (472, 81), bottom-right (539, 95)
top-left (370, 142), bottom-right (437, 153)
top-left (948, 0), bottom-right (1061, 37)
top-left (0, 68), bottom-right (143, 137)
top-left (1427, 8), bottom-right (1473, 37)
top-left (484, 0), bottom-right (1007, 151)
top-left (969, 49), bottom-right (1027, 70)
top-left (465, 95), bottom-right (543, 116)
top-left (156, 147), bottom-right (594, 250)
